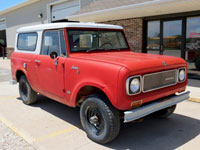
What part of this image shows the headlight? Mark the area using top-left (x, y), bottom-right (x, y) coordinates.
top-left (126, 76), bottom-right (142, 95)
top-left (178, 68), bottom-right (186, 82)
top-left (130, 78), bottom-right (140, 93)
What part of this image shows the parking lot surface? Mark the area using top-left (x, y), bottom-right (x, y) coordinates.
top-left (0, 58), bottom-right (200, 150)
top-left (0, 120), bottom-right (35, 150)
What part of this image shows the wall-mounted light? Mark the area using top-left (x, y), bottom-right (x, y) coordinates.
top-left (38, 13), bottom-right (43, 18)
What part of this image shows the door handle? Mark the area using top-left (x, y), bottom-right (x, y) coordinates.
top-left (34, 60), bottom-right (40, 63)
top-left (72, 66), bottom-right (79, 70)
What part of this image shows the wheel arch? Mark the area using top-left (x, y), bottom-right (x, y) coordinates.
top-left (16, 69), bottom-right (27, 82)
top-left (73, 83), bottom-right (113, 108)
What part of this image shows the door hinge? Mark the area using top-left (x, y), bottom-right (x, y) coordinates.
top-left (62, 63), bottom-right (65, 68)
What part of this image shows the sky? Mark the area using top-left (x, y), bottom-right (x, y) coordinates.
top-left (0, 0), bottom-right (26, 11)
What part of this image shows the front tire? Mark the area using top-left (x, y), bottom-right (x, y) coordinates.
top-left (80, 94), bottom-right (120, 144)
top-left (19, 75), bottom-right (37, 105)
top-left (151, 105), bottom-right (176, 119)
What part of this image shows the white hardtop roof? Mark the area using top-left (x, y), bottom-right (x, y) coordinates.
top-left (17, 22), bottom-right (123, 33)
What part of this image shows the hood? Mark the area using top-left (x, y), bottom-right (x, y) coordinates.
top-left (70, 51), bottom-right (186, 72)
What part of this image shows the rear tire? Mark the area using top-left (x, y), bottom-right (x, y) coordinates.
top-left (151, 105), bottom-right (176, 119)
top-left (19, 75), bottom-right (37, 105)
top-left (80, 94), bottom-right (120, 144)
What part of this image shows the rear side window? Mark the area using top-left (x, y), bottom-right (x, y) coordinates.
top-left (17, 33), bottom-right (38, 51)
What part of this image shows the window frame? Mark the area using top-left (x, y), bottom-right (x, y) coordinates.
top-left (40, 29), bottom-right (62, 56)
top-left (17, 32), bottom-right (38, 51)
top-left (59, 29), bottom-right (68, 57)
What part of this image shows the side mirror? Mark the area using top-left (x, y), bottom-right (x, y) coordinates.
top-left (50, 52), bottom-right (58, 59)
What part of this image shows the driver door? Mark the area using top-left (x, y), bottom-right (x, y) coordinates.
top-left (35, 30), bottom-right (66, 99)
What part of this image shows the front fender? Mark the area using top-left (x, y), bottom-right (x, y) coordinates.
top-left (70, 81), bottom-right (114, 108)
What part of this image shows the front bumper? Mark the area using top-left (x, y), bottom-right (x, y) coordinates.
top-left (124, 91), bottom-right (190, 123)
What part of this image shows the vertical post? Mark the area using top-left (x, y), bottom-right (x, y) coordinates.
top-left (182, 17), bottom-right (186, 59)
top-left (2, 47), bottom-right (5, 59)
top-left (142, 19), bottom-right (147, 53)
top-left (160, 20), bottom-right (163, 55)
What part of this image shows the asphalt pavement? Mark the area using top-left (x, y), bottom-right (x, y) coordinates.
top-left (0, 58), bottom-right (199, 150)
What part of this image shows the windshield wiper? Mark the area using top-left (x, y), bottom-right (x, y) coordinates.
top-left (104, 48), bottom-right (121, 51)
top-left (86, 48), bottom-right (104, 52)
top-left (86, 48), bottom-right (122, 52)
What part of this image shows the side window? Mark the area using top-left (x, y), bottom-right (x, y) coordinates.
top-left (59, 30), bottom-right (67, 56)
top-left (17, 33), bottom-right (37, 51)
top-left (41, 30), bottom-right (60, 56)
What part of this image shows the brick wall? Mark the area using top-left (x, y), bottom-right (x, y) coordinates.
top-left (103, 18), bottom-right (143, 52)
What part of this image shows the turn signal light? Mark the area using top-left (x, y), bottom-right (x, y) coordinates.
top-left (131, 100), bottom-right (143, 109)
top-left (178, 87), bottom-right (186, 93)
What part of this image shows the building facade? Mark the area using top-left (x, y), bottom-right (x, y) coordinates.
top-left (0, 0), bottom-right (94, 57)
top-left (0, 0), bottom-right (200, 76)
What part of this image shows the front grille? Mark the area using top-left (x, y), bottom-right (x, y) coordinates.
top-left (143, 70), bottom-right (177, 92)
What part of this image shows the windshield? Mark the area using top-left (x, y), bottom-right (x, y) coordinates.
top-left (68, 30), bottom-right (129, 52)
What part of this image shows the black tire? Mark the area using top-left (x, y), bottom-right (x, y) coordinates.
top-left (19, 75), bottom-right (37, 105)
top-left (195, 56), bottom-right (200, 71)
top-left (151, 105), bottom-right (176, 119)
top-left (80, 94), bottom-right (120, 144)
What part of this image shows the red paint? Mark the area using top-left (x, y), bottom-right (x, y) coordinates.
top-left (11, 27), bottom-right (188, 110)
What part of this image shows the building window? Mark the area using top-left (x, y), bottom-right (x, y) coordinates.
top-left (145, 14), bottom-right (200, 74)
top-left (17, 33), bottom-right (37, 51)
top-left (186, 16), bottom-right (200, 50)
top-left (186, 16), bottom-right (200, 61)
top-left (163, 20), bottom-right (182, 57)
top-left (147, 21), bottom-right (160, 51)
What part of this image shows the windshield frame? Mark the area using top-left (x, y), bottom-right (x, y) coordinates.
top-left (66, 28), bottom-right (130, 53)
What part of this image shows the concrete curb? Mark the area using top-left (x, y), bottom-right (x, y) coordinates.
top-left (188, 98), bottom-right (200, 103)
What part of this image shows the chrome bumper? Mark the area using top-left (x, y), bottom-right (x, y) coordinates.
top-left (10, 79), bottom-right (17, 85)
top-left (124, 91), bottom-right (190, 123)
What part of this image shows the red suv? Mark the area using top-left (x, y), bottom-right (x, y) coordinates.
top-left (10, 23), bottom-right (190, 144)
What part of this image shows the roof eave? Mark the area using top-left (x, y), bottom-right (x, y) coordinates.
top-left (67, 0), bottom-right (200, 22)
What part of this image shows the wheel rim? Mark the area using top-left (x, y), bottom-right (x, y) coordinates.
top-left (86, 107), bottom-right (104, 135)
top-left (20, 82), bottom-right (28, 99)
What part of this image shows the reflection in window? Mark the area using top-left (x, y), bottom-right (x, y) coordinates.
top-left (163, 20), bottom-right (182, 51)
top-left (186, 16), bottom-right (200, 51)
top-left (68, 30), bottom-right (128, 52)
top-left (162, 20), bottom-right (182, 57)
top-left (186, 16), bottom-right (200, 70)
top-left (147, 21), bottom-right (160, 50)
top-left (41, 31), bottom-right (60, 56)
top-left (17, 33), bottom-right (37, 51)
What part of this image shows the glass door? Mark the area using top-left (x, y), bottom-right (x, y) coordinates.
top-left (163, 20), bottom-right (182, 57)
top-left (147, 19), bottom-right (183, 57)
top-left (186, 16), bottom-right (200, 79)
top-left (146, 16), bottom-right (200, 79)
top-left (147, 21), bottom-right (161, 54)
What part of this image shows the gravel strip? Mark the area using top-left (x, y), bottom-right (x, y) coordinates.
top-left (0, 121), bottom-right (35, 150)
